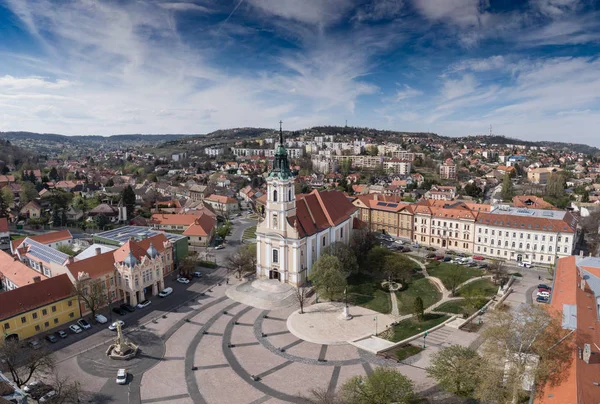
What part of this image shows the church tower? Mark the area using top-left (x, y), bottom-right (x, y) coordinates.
top-left (265, 121), bottom-right (296, 235)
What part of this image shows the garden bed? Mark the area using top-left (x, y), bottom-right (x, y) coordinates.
top-left (386, 314), bottom-right (450, 342)
top-left (347, 273), bottom-right (391, 314)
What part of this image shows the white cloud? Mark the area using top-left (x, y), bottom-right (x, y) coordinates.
top-left (246, 0), bottom-right (354, 26)
top-left (532, 0), bottom-right (580, 17)
top-left (158, 2), bottom-right (213, 13)
top-left (411, 0), bottom-right (489, 28)
top-left (354, 0), bottom-right (404, 22)
top-left (441, 74), bottom-right (478, 99)
top-left (449, 55), bottom-right (506, 73)
top-left (0, 75), bottom-right (72, 90)
top-left (394, 84), bottom-right (422, 101)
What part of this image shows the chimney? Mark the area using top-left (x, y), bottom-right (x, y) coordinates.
top-left (95, 247), bottom-right (101, 256)
top-left (580, 250), bottom-right (584, 257)
top-left (68, 256), bottom-right (74, 264)
top-left (581, 278), bottom-right (586, 291)
top-left (374, 194), bottom-right (378, 201)
top-left (33, 276), bottom-right (41, 283)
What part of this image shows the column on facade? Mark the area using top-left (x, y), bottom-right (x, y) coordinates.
top-left (293, 244), bottom-right (299, 286)
top-left (159, 278), bottom-right (165, 291)
top-left (281, 241), bottom-right (287, 283)
top-left (129, 291), bottom-right (138, 307)
top-left (152, 282), bottom-right (158, 296)
top-left (138, 289), bottom-right (145, 303)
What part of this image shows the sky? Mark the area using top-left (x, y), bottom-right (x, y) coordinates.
top-left (1, 0), bottom-right (600, 145)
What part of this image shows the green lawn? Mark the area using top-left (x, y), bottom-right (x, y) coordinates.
top-left (395, 278), bottom-right (441, 315)
top-left (435, 300), bottom-right (474, 315)
top-left (10, 234), bottom-right (26, 241)
top-left (387, 314), bottom-right (450, 342)
top-left (391, 345), bottom-right (424, 361)
top-left (348, 273), bottom-right (391, 314)
top-left (426, 261), bottom-right (484, 290)
top-left (457, 279), bottom-right (497, 297)
top-left (242, 226), bottom-right (257, 241)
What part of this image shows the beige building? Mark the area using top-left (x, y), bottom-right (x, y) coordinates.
top-left (527, 167), bottom-right (562, 184)
top-left (352, 194), bottom-right (413, 240)
top-left (439, 158), bottom-right (457, 180)
top-left (255, 128), bottom-right (358, 286)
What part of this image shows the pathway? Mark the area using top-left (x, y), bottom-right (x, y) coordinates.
top-left (390, 292), bottom-right (400, 317)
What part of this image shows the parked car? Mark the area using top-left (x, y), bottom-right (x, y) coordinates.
top-left (214, 245), bottom-right (225, 250)
top-left (472, 255), bottom-right (484, 260)
top-left (137, 300), bottom-right (151, 309)
top-left (45, 335), bottom-right (58, 343)
top-left (537, 291), bottom-right (551, 298)
top-left (39, 390), bottom-right (57, 403)
top-left (400, 247), bottom-right (411, 253)
top-left (192, 271), bottom-right (203, 278)
top-left (109, 320), bottom-right (125, 331)
top-left (536, 295), bottom-right (550, 303)
top-left (112, 307), bottom-right (126, 316)
top-left (158, 287), bottom-right (173, 297)
top-left (23, 380), bottom-right (42, 393)
top-left (446, 250), bottom-right (457, 255)
top-left (77, 319), bottom-right (91, 330)
top-left (456, 253), bottom-right (466, 257)
top-left (57, 330), bottom-right (68, 338)
top-left (425, 247), bottom-right (436, 251)
top-left (518, 261), bottom-right (532, 268)
top-left (176, 277), bottom-right (190, 284)
top-left (120, 303), bottom-right (136, 312)
top-left (95, 314), bottom-right (108, 324)
top-left (394, 240), bottom-right (404, 245)
top-left (426, 253), bottom-right (436, 258)
top-left (538, 287), bottom-right (551, 293)
top-left (538, 284), bottom-right (551, 290)
top-left (29, 339), bottom-right (42, 349)
top-left (69, 324), bottom-right (83, 334)
top-left (467, 262), bottom-right (479, 267)
top-left (442, 256), bottom-right (452, 262)
top-left (478, 263), bottom-right (488, 269)
top-left (116, 368), bottom-right (128, 385)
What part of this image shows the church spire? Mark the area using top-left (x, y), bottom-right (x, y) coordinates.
top-left (268, 121), bottom-right (293, 180)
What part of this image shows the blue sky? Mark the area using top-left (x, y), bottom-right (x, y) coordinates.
top-left (1, 0), bottom-right (600, 145)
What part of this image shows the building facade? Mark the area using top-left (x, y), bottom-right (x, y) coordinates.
top-left (255, 126), bottom-right (358, 286)
top-left (352, 195), bottom-right (413, 240)
top-left (439, 158), bottom-right (457, 180)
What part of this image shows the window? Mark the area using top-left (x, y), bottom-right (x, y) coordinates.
top-left (340, 228), bottom-right (344, 239)
top-left (505, 241), bottom-right (508, 247)
top-left (505, 232), bottom-right (509, 237)
top-left (550, 236), bottom-right (553, 242)
top-left (289, 189), bottom-right (292, 201)
top-left (519, 243), bottom-right (523, 249)
top-left (527, 234), bottom-right (531, 240)
top-left (273, 189), bottom-right (278, 202)
top-left (54, 318), bottom-right (59, 324)
top-left (520, 233), bottom-right (523, 239)
top-left (3, 323), bottom-right (9, 330)
top-left (527, 243), bottom-right (530, 250)
top-left (272, 213), bottom-right (278, 228)
top-left (535, 235), bottom-right (538, 241)
top-left (512, 242), bottom-right (516, 248)
top-left (32, 312), bottom-right (38, 319)
top-left (491, 230), bottom-right (495, 236)
top-left (42, 309), bottom-right (47, 316)
top-left (52, 306), bottom-right (56, 313)
top-left (21, 316), bottom-right (26, 324)
top-left (69, 312), bottom-right (74, 318)
top-left (35, 325), bottom-right (41, 331)
top-left (513, 232), bottom-right (516, 238)
top-left (549, 246), bottom-right (553, 252)
top-left (272, 249), bottom-right (279, 263)
top-left (565, 237), bottom-right (570, 244)
top-left (564, 246), bottom-right (568, 253)
top-left (557, 235), bottom-right (562, 242)
top-left (322, 237), bottom-right (326, 246)
top-left (542, 235), bottom-right (546, 241)
top-left (44, 321), bottom-right (49, 328)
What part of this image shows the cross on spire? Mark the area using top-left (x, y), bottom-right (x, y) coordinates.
top-left (279, 120), bottom-right (284, 145)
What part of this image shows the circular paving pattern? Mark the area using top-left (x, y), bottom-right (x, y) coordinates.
top-left (77, 330), bottom-right (165, 378)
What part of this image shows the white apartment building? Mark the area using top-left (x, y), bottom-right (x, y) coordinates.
top-left (232, 147), bottom-right (304, 158)
top-left (204, 147), bottom-right (224, 157)
top-left (383, 159), bottom-right (412, 175)
top-left (474, 206), bottom-right (578, 265)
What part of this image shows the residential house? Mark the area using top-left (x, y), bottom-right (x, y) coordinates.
top-left (11, 229), bottom-right (73, 254)
top-left (189, 184), bottom-right (210, 202)
top-left (425, 185), bottom-right (456, 201)
top-left (0, 274), bottom-right (80, 342)
top-left (203, 194), bottom-right (239, 215)
top-left (527, 167), bottom-right (562, 184)
top-left (150, 213), bottom-right (216, 247)
top-left (0, 175), bottom-right (15, 187)
top-left (0, 217), bottom-right (9, 251)
top-left (439, 158), bottom-right (457, 180)
top-left (512, 195), bottom-right (556, 210)
top-left (19, 200), bottom-right (41, 219)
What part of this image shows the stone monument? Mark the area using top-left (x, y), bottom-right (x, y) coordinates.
top-left (106, 322), bottom-right (139, 360)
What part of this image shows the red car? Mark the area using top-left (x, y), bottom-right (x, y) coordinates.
top-left (433, 255), bottom-right (444, 260)
top-left (472, 255), bottom-right (484, 260)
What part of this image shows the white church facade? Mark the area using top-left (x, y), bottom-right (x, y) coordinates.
top-left (255, 124), bottom-right (358, 286)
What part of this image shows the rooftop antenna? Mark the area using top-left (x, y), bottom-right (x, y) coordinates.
top-left (489, 125), bottom-right (493, 136)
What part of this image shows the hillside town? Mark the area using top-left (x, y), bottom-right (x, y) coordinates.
top-left (1, 127), bottom-right (599, 404)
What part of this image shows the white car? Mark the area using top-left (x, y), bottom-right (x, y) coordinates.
top-left (108, 320), bottom-right (125, 331)
top-left (69, 324), bottom-right (82, 334)
top-left (214, 245), bottom-right (225, 250)
top-left (394, 240), bottom-right (404, 244)
top-left (95, 314), bottom-right (108, 324)
top-left (176, 277), bottom-right (190, 284)
top-left (158, 287), bottom-right (173, 297)
top-left (137, 300), bottom-right (151, 309)
top-left (537, 291), bottom-right (551, 298)
top-left (23, 380), bottom-right (42, 393)
top-left (116, 368), bottom-right (128, 385)
top-left (39, 390), bottom-right (57, 403)
top-left (77, 319), bottom-right (91, 329)
top-left (518, 261), bottom-right (532, 268)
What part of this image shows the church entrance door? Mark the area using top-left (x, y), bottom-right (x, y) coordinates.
top-left (269, 270), bottom-right (280, 280)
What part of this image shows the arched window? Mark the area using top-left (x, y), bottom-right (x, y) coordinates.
top-left (272, 249), bottom-right (279, 263)
top-left (289, 189), bottom-right (292, 201)
top-left (273, 189), bottom-right (278, 202)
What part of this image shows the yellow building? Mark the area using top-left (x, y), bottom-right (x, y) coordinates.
top-left (0, 274), bottom-right (79, 342)
top-left (352, 194), bottom-right (414, 240)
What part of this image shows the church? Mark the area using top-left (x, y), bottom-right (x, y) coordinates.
top-left (255, 124), bottom-right (359, 287)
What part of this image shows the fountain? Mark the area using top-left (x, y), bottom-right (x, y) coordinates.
top-left (381, 280), bottom-right (402, 292)
top-left (106, 322), bottom-right (139, 360)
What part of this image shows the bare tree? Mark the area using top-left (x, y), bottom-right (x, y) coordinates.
top-left (294, 286), bottom-right (310, 314)
top-left (475, 305), bottom-right (574, 403)
top-left (226, 244), bottom-right (256, 279)
top-left (488, 259), bottom-right (509, 287)
top-left (0, 339), bottom-right (55, 388)
top-left (179, 252), bottom-right (198, 277)
top-left (447, 263), bottom-right (463, 296)
top-left (73, 274), bottom-right (106, 321)
top-left (48, 373), bottom-right (82, 404)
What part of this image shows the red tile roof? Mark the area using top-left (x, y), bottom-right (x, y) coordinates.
top-left (289, 190), bottom-right (356, 237)
top-left (0, 274), bottom-right (74, 321)
top-left (182, 214), bottom-right (216, 237)
top-left (11, 229), bottom-right (72, 252)
top-left (0, 250), bottom-right (47, 288)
